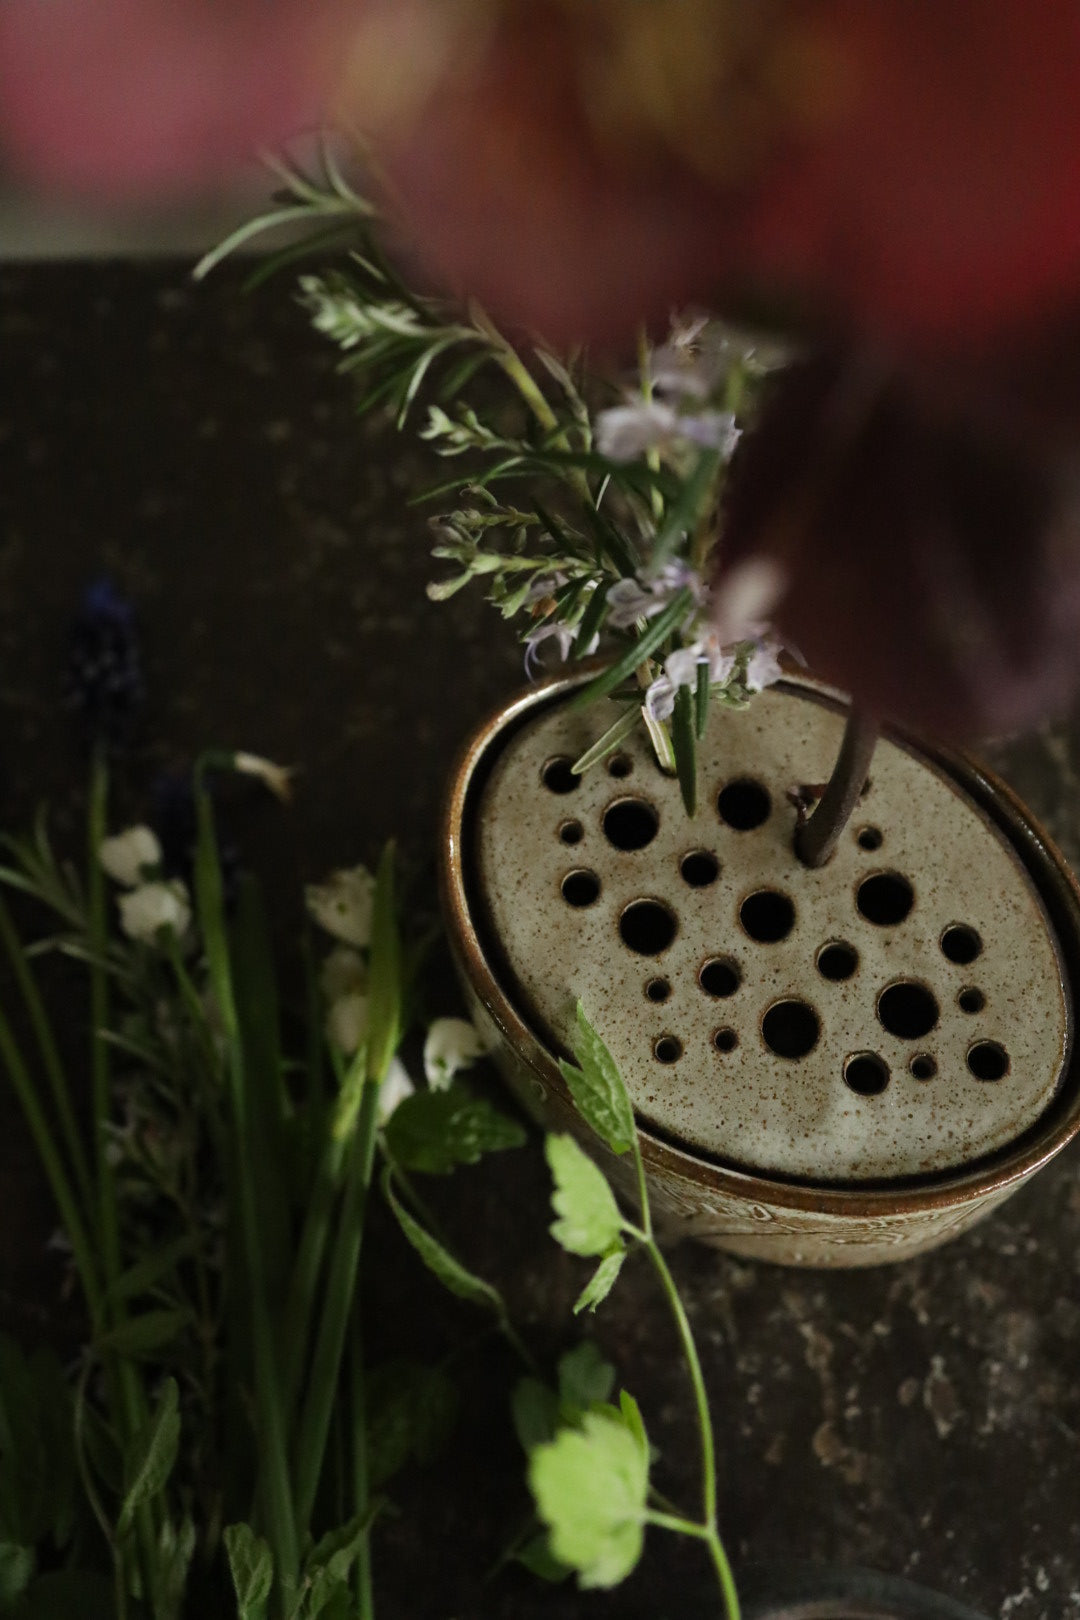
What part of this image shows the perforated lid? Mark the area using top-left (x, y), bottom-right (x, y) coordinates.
top-left (474, 682), bottom-right (1071, 1182)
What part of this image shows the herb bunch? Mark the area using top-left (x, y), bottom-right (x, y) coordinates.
top-left (196, 148), bottom-right (785, 818)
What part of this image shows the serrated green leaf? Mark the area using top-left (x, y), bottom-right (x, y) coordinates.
top-left (558, 1342), bottom-right (616, 1413)
top-left (384, 1084), bottom-right (525, 1174)
top-left (573, 1248), bottom-right (626, 1315)
top-left (545, 1135), bottom-right (625, 1258)
top-left (367, 1361), bottom-right (459, 1487)
top-left (558, 1003), bottom-right (635, 1155)
top-left (306, 1508), bottom-right (378, 1616)
top-left (528, 1408), bottom-right (649, 1589)
top-left (117, 1379), bottom-right (179, 1540)
top-left (224, 1522), bottom-right (273, 1617)
top-left (383, 1170), bottom-right (506, 1315)
top-left (511, 1379), bottom-right (560, 1454)
top-left (0, 1542), bottom-right (33, 1608)
top-left (516, 1530), bottom-right (572, 1583)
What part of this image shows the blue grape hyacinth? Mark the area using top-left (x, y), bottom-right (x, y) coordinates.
top-left (64, 578), bottom-right (145, 752)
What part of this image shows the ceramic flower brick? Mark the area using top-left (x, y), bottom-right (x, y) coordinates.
top-left (9, 0), bottom-right (1080, 769)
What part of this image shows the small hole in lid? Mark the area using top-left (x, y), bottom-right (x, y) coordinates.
top-left (680, 849), bottom-right (720, 887)
top-left (645, 978), bottom-right (670, 1003)
top-left (740, 889), bottom-right (795, 943)
top-left (713, 1027), bottom-right (738, 1053)
top-left (958, 987), bottom-right (985, 1014)
top-left (542, 756), bottom-right (579, 794)
top-left (816, 940), bottom-right (858, 981)
top-left (654, 1035), bottom-right (682, 1064)
top-left (844, 1052), bottom-right (890, 1095)
top-left (602, 797), bottom-right (659, 851)
top-left (941, 924), bottom-right (983, 964)
top-left (561, 870), bottom-right (601, 908)
top-left (910, 1054), bottom-right (937, 1081)
top-left (968, 1041), bottom-right (1009, 1081)
top-left (717, 778), bottom-right (771, 830)
top-left (607, 752), bottom-right (632, 779)
top-left (619, 899), bottom-right (677, 955)
top-left (558, 820), bottom-right (583, 845)
top-left (856, 825), bottom-right (883, 851)
top-left (761, 999), bottom-right (820, 1059)
top-left (699, 957), bottom-right (741, 998)
top-left (857, 871), bottom-right (915, 926)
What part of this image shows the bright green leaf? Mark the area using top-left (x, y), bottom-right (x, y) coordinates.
top-left (574, 1248), bottom-right (626, 1315)
top-left (528, 1408), bottom-right (650, 1589)
top-left (224, 1522), bottom-right (274, 1616)
top-left (385, 1084), bottom-right (525, 1174)
top-left (0, 1542), bottom-right (33, 1608)
top-left (383, 1170), bottom-right (506, 1315)
top-left (117, 1380), bottom-right (180, 1540)
top-left (558, 1003), bottom-right (635, 1155)
top-left (545, 1135), bottom-right (625, 1258)
top-left (557, 1342), bottom-right (616, 1412)
top-left (618, 1391), bottom-right (649, 1466)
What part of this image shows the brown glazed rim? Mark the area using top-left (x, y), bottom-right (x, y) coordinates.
top-left (440, 667), bottom-right (1080, 1218)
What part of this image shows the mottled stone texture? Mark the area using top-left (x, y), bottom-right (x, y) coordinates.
top-left (1, 263), bottom-right (1079, 1618)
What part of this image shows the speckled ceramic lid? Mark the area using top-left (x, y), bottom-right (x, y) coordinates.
top-left (474, 682), bottom-right (1071, 1182)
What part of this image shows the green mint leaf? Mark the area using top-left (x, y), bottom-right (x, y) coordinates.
top-left (385, 1083), bottom-right (525, 1174)
top-left (224, 1523), bottom-right (274, 1617)
top-left (558, 1003), bottom-right (635, 1155)
top-left (545, 1134), bottom-right (625, 1258)
top-left (117, 1379), bottom-right (180, 1540)
top-left (573, 1248), bottom-right (626, 1315)
top-left (557, 1342), bottom-right (616, 1412)
top-left (383, 1169), bottom-right (506, 1315)
top-left (516, 1530), bottom-right (573, 1584)
top-left (511, 1379), bottom-right (560, 1454)
top-left (0, 1542), bottom-right (34, 1606)
top-left (528, 1407), bottom-right (650, 1589)
top-left (306, 1508), bottom-right (379, 1617)
top-left (367, 1360), bottom-right (459, 1487)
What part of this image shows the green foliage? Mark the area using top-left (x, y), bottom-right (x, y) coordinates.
top-left (382, 1170), bottom-right (507, 1318)
top-left (224, 1523), bottom-right (274, 1618)
top-left (528, 1405), bottom-right (650, 1589)
top-left (117, 1379), bottom-right (180, 1540)
top-left (366, 1360), bottom-right (459, 1488)
top-left (545, 1135), bottom-right (626, 1259)
top-left (384, 1083), bottom-right (525, 1174)
top-left (558, 1003), bottom-right (635, 1156)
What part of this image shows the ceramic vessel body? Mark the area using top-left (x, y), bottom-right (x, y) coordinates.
top-left (441, 672), bottom-right (1080, 1267)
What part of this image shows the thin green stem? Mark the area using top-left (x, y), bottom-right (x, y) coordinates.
top-left (0, 896), bottom-right (94, 1215)
top-left (281, 1130), bottom-right (347, 1419)
top-left (349, 1316), bottom-right (375, 1620)
top-left (644, 1509), bottom-right (710, 1538)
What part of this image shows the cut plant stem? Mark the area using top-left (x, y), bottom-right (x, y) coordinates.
top-left (795, 705), bottom-right (880, 869)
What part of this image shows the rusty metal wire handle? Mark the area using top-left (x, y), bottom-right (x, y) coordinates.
top-left (795, 705), bottom-right (880, 868)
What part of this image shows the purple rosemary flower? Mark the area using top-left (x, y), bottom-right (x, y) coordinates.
top-left (64, 578), bottom-right (144, 752)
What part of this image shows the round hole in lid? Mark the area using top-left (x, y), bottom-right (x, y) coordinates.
top-left (857, 871), bottom-right (915, 926)
top-left (968, 1040), bottom-right (1009, 1081)
top-left (654, 1035), bottom-right (682, 1064)
top-left (740, 889), bottom-right (795, 943)
top-left (713, 1027), bottom-right (738, 1053)
top-left (607, 752), bottom-right (632, 778)
top-left (541, 756), bottom-right (579, 794)
top-left (941, 924), bottom-right (983, 964)
top-left (958, 987), bottom-right (986, 1014)
top-left (619, 898), bottom-right (677, 956)
top-left (910, 1054), bottom-right (937, 1081)
top-left (561, 869), bottom-right (601, 908)
top-left (680, 849), bottom-right (720, 887)
top-left (816, 940), bottom-right (858, 981)
top-left (761, 999), bottom-right (820, 1059)
top-left (844, 1052), bottom-right (890, 1095)
top-left (877, 980), bottom-right (939, 1040)
top-left (602, 797), bottom-right (659, 851)
top-left (699, 957), bottom-right (741, 998)
top-left (645, 977), bottom-right (670, 1003)
top-left (717, 777), bottom-right (771, 830)
top-left (558, 819), bottom-right (583, 845)
top-left (856, 825), bottom-right (884, 851)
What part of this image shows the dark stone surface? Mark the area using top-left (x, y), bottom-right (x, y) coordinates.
top-left (2, 262), bottom-right (1080, 1619)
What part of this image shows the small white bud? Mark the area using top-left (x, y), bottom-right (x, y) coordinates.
top-left (99, 825), bottom-right (162, 888)
top-left (327, 990), bottom-right (369, 1056)
top-left (378, 1057), bottom-right (415, 1124)
top-left (233, 752), bottom-right (296, 803)
top-left (118, 881), bottom-right (191, 946)
top-left (306, 866), bottom-right (375, 948)
top-left (423, 1017), bottom-right (485, 1090)
top-left (320, 945), bottom-right (367, 1004)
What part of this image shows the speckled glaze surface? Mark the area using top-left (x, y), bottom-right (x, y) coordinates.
top-left (475, 684), bottom-right (1068, 1182)
top-left (737, 1561), bottom-right (991, 1619)
top-left (441, 671), bottom-right (1080, 1266)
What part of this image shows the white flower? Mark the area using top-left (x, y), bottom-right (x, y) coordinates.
top-left (644, 673), bottom-right (677, 723)
top-left (233, 752), bottom-right (296, 803)
top-left (378, 1056), bottom-right (416, 1124)
top-left (327, 990), bottom-right (368, 1056)
top-left (118, 880), bottom-right (191, 945)
top-left (744, 638), bottom-right (785, 693)
top-left (711, 557), bottom-right (787, 646)
top-left (524, 618), bottom-right (578, 677)
top-left (607, 563), bottom-right (703, 631)
top-left (596, 399), bottom-right (738, 462)
top-left (423, 1017), bottom-right (485, 1090)
top-left (320, 945), bottom-right (367, 1004)
top-left (306, 866), bottom-right (375, 947)
top-left (99, 825), bottom-right (161, 888)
